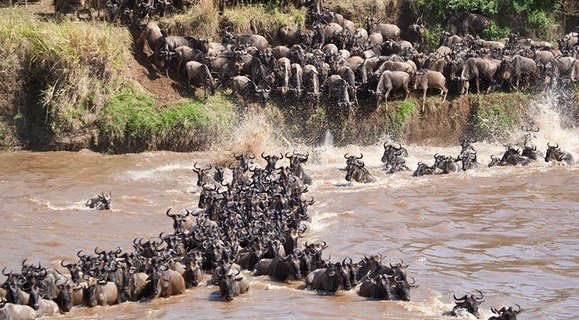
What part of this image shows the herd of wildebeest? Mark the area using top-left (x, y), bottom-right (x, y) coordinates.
top-left (2, 2), bottom-right (577, 318)
top-left (136, 4), bottom-right (579, 115)
top-left (1, 127), bottom-right (574, 318)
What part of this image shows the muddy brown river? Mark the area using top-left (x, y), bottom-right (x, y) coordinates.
top-left (0, 104), bottom-right (578, 319)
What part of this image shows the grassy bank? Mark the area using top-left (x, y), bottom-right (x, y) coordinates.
top-left (0, 7), bottom-right (132, 149)
top-left (97, 90), bottom-right (236, 153)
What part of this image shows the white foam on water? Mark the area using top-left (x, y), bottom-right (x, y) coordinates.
top-left (124, 163), bottom-right (191, 181)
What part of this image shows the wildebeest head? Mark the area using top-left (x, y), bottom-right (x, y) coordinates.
top-left (27, 281), bottom-right (40, 310)
top-left (522, 143), bottom-right (541, 161)
top-left (344, 153), bottom-right (363, 167)
top-left (193, 162), bottom-right (213, 186)
top-left (55, 282), bottom-right (74, 313)
top-left (460, 150), bottom-right (478, 170)
top-left (356, 254), bottom-right (382, 281)
top-left (217, 266), bottom-right (243, 301)
top-left (544, 142), bottom-right (574, 164)
top-left (234, 153), bottom-right (255, 172)
top-left (281, 249), bottom-right (303, 280)
top-left (382, 143), bottom-right (407, 163)
top-left (413, 162), bottom-right (436, 177)
top-left (490, 304), bottom-right (522, 320)
top-left (261, 152), bottom-right (283, 172)
top-left (345, 159), bottom-right (364, 181)
top-left (86, 192), bottom-right (111, 210)
top-left (452, 290), bottom-right (485, 318)
top-left (1, 268), bottom-right (24, 304)
top-left (255, 86), bottom-right (272, 108)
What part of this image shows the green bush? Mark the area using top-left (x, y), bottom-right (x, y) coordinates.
top-left (447, 0), bottom-right (499, 15)
top-left (423, 24), bottom-right (443, 51)
top-left (483, 21), bottom-right (512, 40)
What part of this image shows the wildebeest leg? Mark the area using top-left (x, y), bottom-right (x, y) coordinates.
top-left (422, 88), bottom-right (427, 112)
top-left (376, 95), bottom-right (383, 111)
top-left (476, 76), bottom-right (480, 94)
top-left (403, 85), bottom-right (409, 101)
top-left (461, 80), bottom-right (469, 95)
top-left (441, 87), bottom-right (448, 102)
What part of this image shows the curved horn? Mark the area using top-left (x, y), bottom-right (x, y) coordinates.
top-left (454, 293), bottom-right (467, 301)
top-left (1, 267), bottom-right (10, 276)
top-left (475, 289), bottom-right (484, 300)
top-left (515, 304), bottom-right (521, 313)
top-left (547, 142), bottom-right (553, 147)
top-left (344, 153), bottom-right (350, 159)
top-left (491, 307), bottom-right (499, 314)
top-left (261, 151), bottom-right (267, 159)
top-left (166, 208), bottom-right (173, 217)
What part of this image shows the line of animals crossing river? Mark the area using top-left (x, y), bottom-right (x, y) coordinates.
top-left (1, 130), bottom-right (574, 319)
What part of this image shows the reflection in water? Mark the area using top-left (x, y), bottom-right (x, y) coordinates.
top-left (0, 146), bottom-right (577, 319)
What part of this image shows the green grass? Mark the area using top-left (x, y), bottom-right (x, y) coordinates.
top-left (98, 89), bottom-right (235, 152)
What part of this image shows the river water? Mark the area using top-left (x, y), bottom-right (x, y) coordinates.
top-left (0, 99), bottom-right (578, 319)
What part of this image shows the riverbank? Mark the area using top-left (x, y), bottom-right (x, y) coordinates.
top-left (0, 1), bottom-right (577, 152)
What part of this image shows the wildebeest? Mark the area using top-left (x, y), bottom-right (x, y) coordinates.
top-left (305, 260), bottom-right (353, 293)
top-left (544, 143), bottom-right (574, 165)
top-left (358, 274), bottom-right (395, 300)
top-left (413, 162), bottom-right (436, 177)
top-left (0, 297), bottom-right (37, 320)
top-left (344, 154), bottom-right (375, 183)
top-left (85, 192), bottom-right (111, 210)
top-left (498, 55), bottom-right (538, 91)
top-left (215, 265), bottom-right (249, 301)
top-left (448, 290), bottom-right (485, 318)
top-left (268, 250), bottom-right (303, 282)
top-left (414, 69), bottom-right (448, 112)
top-left (374, 70), bottom-right (410, 111)
top-left (521, 144), bottom-right (543, 161)
top-left (83, 277), bottom-right (119, 307)
top-left (460, 57), bottom-right (500, 94)
top-left (232, 76), bottom-right (272, 108)
top-left (366, 18), bottom-right (401, 40)
top-left (185, 61), bottom-right (216, 99)
top-left (381, 143), bottom-right (410, 173)
top-left (489, 305), bottom-right (522, 320)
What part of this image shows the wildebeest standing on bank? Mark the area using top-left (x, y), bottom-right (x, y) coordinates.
top-left (231, 76), bottom-right (272, 109)
top-left (413, 70), bottom-right (448, 112)
top-left (185, 61), bottom-right (216, 99)
top-left (374, 70), bottom-right (410, 111)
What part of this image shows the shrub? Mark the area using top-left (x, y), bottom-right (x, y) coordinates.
top-left (483, 21), bottom-right (512, 40)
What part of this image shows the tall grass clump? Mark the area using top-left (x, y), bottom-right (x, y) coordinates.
top-left (222, 4), bottom-right (306, 41)
top-left (0, 9), bottom-right (131, 142)
top-left (159, 0), bottom-right (220, 38)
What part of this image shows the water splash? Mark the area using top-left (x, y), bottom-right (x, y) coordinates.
top-left (323, 129), bottom-right (334, 148)
top-left (517, 79), bottom-right (579, 156)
